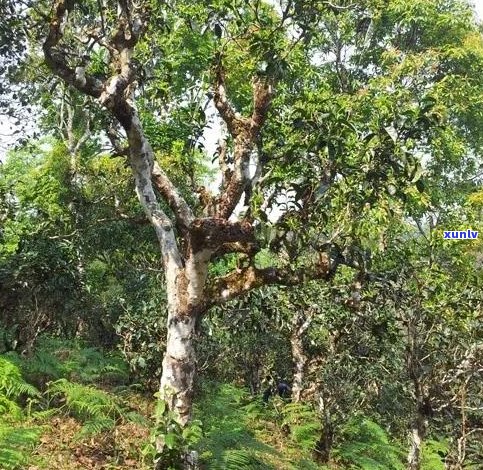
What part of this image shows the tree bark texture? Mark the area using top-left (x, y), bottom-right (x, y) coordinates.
top-left (406, 319), bottom-right (428, 470)
top-left (407, 418), bottom-right (424, 470)
top-left (290, 309), bottom-right (313, 402)
top-left (159, 250), bottom-right (210, 427)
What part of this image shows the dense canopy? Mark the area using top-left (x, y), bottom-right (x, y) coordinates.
top-left (0, 1), bottom-right (481, 469)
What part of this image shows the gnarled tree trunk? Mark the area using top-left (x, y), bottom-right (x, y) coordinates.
top-left (159, 250), bottom-right (210, 428)
top-left (155, 250), bottom-right (210, 469)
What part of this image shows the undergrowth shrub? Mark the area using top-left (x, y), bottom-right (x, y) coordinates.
top-left (115, 298), bottom-right (166, 390)
top-left (47, 378), bottom-right (144, 437)
top-left (196, 383), bottom-right (278, 470)
top-left (16, 336), bottom-right (130, 387)
top-left (0, 356), bottom-right (42, 469)
top-left (334, 415), bottom-right (405, 469)
top-left (146, 397), bottom-right (203, 470)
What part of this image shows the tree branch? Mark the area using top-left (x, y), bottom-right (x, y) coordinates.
top-left (207, 253), bottom-right (334, 305)
top-left (189, 217), bottom-right (258, 255)
top-left (250, 76), bottom-right (273, 134)
top-left (43, 0), bottom-right (104, 97)
top-left (213, 57), bottom-right (246, 138)
top-left (152, 161), bottom-right (194, 231)
top-left (43, 1), bottom-right (195, 271)
top-left (212, 57), bottom-right (274, 219)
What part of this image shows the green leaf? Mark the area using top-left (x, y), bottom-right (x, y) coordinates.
top-left (164, 431), bottom-right (177, 450)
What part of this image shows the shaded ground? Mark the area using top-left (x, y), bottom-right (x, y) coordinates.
top-left (29, 406), bottom-right (151, 469)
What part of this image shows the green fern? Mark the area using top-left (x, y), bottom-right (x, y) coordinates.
top-left (280, 402), bottom-right (322, 452)
top-left (80, 416), bottom-right (117, 436)
top-left (47, 378), bottom-right (124, 436)
top-left (15, 337), bottom-right (129, 386)
top-left (0, 423), bottom-right (42, 470)
top-left (334, 416), bottom-right (405, 470)
top-left (59, 345), bottom-right (129, 384)
top-left (0, 356), bottom-right (42, 469)
top-left (195, 383), bottom-right (278, 469)
top-left (0, 356), bottom-right (40, 399)
top-left (213, 449), bottom-right (273, 469)
top-left (18, 348), bottom-right (63, 383)
top-left (0, 394), bottom-right (22, 420)
top-left (421, 439), bottom-right (448, 470)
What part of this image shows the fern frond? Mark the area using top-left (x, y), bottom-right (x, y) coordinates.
top-left (279, 401), bottom-right (321, 451)
top-left (0, 422), bottom-right (41, 469)
top-left (13, 337), bottom-right (129, 386)
top-left (46, 378), bottom-right (142, 437)
top-left (125, 410), bottom-right (150, 426)
top-left (335, 416), bottom-right (405, 470)
top-left (29, 408), bottom-right (58, 421)
top-left (421, 439), bottom-right (449, 470)
top-left (215, 449), bottom-right (272, 470)
top-left (0, 394), bottom-right (22, 421)
top-left (78, 417), bottom-right (116, 437)
top-left (0, 356), bottom-right (40, 399)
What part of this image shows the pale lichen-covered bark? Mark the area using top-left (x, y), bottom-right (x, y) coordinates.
top-left (407, 422), bottom-right (423, 470)
top-left (159, 249), bottom-right (211, 426)
top-left (291, 309), bottom-right (314, 402)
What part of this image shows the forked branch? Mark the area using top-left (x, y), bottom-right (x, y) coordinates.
top-left (212, 56), bottom-right (274, 219)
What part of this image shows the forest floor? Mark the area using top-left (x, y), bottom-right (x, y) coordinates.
top-left (27, 385), bottom-right (322, 469)
top-left (1, 337), bottom-right (327, 470)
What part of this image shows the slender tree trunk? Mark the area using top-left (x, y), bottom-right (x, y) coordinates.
top-left (314, 392), bottom-right (333, 463)
top-left (456, 380), bottom-right (468, 468)
top-left (313, 331), bottom-right (339, 465)
top-left (406, 318), bottom-right (428, 470)
top-left (407, 407), bottom-right (427, 470)
top-left (291, 309), bottom-right (313, 402)
top-left (64, 93), bottom-right (90, 336)
top-left (291, 332), bottom-right (307, 402)
top-left (246, 356), bottom-right (261, 395)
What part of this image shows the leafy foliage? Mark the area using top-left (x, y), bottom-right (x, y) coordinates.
top-left (334, 416), bottom-right (405, 470)
top-left (47, 378), bottom-right (126, 437)
top-left (147, 395), bottom-right (204, 470)
top-left (281, 401), bottom-right (321, 453)
top-left (0, 356), bottom-right (42, 469)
